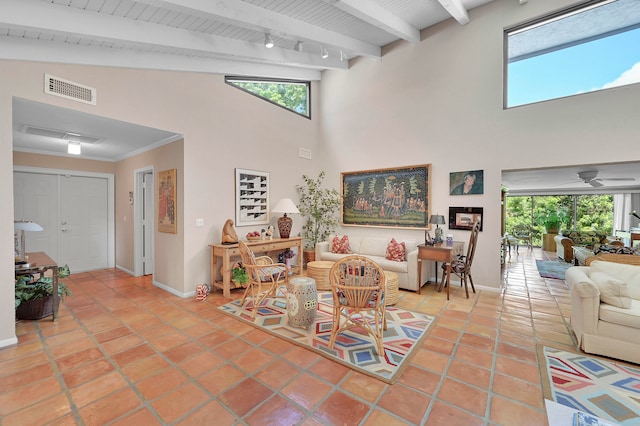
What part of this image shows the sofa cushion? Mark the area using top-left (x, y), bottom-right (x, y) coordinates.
top-left (589, 271), bottom-right (631, 309)
top-left (359, 238), bottom-right (389, 257)
top-left (599, 299), bottom-right (640, 329)
top-left (331, 235), bottom-right (352, 254)
top-left (385, 238), bottom-right (406, 262)
top-left (590, 261), bottom-right (640, 300)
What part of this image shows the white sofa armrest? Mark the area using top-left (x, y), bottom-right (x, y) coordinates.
top-left (315, 241), bottom-right (330, 260)
top-left (567, 267), bottom-right (600, 340)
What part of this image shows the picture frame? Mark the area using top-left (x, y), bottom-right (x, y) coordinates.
top-left (448, 207), bottom-right (483, 231)
top-left (450, 170), bottom-right (484, 195)
top-left (235, 168), bottom-right (269, 227)
top-left (158, 169), bottom-right (177, 234)
top-left (341, 164), bottom-right (430, 229)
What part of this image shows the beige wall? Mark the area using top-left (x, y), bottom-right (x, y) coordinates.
top-left (2, 61), bottom-right (319, 345)
top-left (114, 140), bottom-right (184, 291)
top-left (318, 0), bottom-right (640, 289)
top-left (13, 152), bottom-right (116, 174)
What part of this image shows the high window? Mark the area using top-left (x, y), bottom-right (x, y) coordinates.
top-left (225, 76), bottom-right (310, 118)
top-left (505, 0), bottom-right (640, 108)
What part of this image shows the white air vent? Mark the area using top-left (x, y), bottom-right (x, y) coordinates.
top-left (44, 74), bottom-right (97, 105)
top-left (22, 125), bottom-right (103, 144)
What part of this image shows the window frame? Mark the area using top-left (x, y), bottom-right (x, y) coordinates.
top-left (503, 0), bottom-right (640, 108)
top-left (225, 76), bottom-right (311, 119)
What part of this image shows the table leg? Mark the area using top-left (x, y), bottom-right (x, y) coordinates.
top-left (417, 258), bottom-right (422, 295)
top-left (51, 267), bottom-right (59, 321)
top-left (445, 262), bottom-right (451, 300)
top-left (222, 253), bottom-right (231, 298)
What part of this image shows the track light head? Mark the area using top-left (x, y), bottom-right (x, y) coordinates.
top-left (264, 33), bottom-right (274, 48)
top-left (340, 50), bottom-right (347, 61)
top-left (294, 41), bottom-right (303, 52)
top-left (321, 46), bottom-right (328, 59)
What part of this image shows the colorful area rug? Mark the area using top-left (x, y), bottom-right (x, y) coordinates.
top-left (539, 346), bottom-right (640, 425)
top-left (536, 259), bottom-right (573, 280)
top-left (218, 290), bottom-right (435, 384)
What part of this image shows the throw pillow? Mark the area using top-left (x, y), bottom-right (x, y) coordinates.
top-left (385, 238), bottom-right (406, 262)
top-left (331, 235), bottom-right (351, 254)
top-left (589, 271), bottom-right (631, 309)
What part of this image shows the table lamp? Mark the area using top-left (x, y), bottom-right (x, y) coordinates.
top-left (14, 220), bottom-right (44, 265)
top-left (429, 215), bottom-right (446, 244)
top-left (272, 198), bottom-right (300, 239)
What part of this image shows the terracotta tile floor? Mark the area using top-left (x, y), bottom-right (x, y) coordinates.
top-left (1, 248), bottom-right (580, 425)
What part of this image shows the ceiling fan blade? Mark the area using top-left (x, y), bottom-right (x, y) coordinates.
top-left (590, 180), bottom-right (604, 188)
top-left (599, 177), bottom-right (635, 181)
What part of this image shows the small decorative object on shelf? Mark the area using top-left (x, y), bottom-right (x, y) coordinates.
top-left (221, 219), bottom-right (238, 244)
top-left (283, 248), bottom-right (295, 271)
top-left (246, 231), bottom-right (261, 241)
top-left (446, 234), bottom-right (454, 247)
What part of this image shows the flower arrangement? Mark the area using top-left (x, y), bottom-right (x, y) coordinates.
top-left (283, 249), bottom-right (295, 259)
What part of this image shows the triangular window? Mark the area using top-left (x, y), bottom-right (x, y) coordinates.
top-left (225, 76), bottom-right (310, 119)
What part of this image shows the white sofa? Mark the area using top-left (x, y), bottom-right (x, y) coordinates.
top-left (315, 235), bottom-right (430, 292)
top-left (566, 260), bottom-right (640, 364)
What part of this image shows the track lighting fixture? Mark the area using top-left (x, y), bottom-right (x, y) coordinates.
top-left (321, 46), bottom-right (328, 59)
top-left (340, 50), bottom-right (347, 61)
top-left (264, 33), bottom-right (274, 48)
top-left (294, 41), bottom-right (303, 52)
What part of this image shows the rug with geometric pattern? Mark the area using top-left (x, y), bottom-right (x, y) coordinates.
top-left (539, 346), bottom-right (640, 425)
top-left (218, 290), bottom-right (435, 384)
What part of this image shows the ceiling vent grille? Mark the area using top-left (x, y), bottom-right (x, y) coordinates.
top-left (44, 74), bottom-right (97, 105)
top-left (22, 125), bottom-right (103, 144)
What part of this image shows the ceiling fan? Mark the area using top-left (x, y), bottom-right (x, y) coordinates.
top-left (577, 170), bottom-right (635, 187)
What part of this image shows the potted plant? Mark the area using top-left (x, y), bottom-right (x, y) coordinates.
top-left (15, 265), bottom-right (72, 320)
top-left (296, 171), bottom-right (341, 264)
top-left (536, 207), bottom-right (569, 234)
top-left (231, 262), bottom-right (249, 288)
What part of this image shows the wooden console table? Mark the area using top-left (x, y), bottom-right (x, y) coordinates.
top-left (15, 252), bottom-right (59, 321)
top-left (417, 242), bottom-right (464, 299)
top-left (210, 237), bottom-right (303, 298)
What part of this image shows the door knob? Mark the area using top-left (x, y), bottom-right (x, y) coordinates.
top-left (61, 228), bottom-right (68, 232)
top-left (61, 221), bottom-right (67, 225)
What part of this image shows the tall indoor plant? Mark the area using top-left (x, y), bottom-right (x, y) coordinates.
top-left (536, 207), bottom-right (569, 234)
top-left (296, 171), bottom-right (341, 263)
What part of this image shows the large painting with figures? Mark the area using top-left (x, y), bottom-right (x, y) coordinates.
top-left (158, 169), bottom-right (177, 234)
top-left (341, 164), bottom-right (431, 229)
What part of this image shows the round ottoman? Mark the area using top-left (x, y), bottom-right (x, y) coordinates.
top-left (286, 277), bottom-right (317, 329)
top-left (306, 261), bottom-right (334, 290)
top-left (384, 271), bottom-right (399, 306)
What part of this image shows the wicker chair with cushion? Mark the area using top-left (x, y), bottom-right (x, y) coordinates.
top-left (511, 224), bottom-right (533, 252)
top-left (328, 255), bottom-right (387, 355)
top-left (440, 221), bottom-right (480, 299)
top-left (238, 241), bottom-right (289, 318)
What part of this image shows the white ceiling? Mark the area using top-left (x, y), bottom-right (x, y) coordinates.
top-left (5, 0), bottom-right (640, 191)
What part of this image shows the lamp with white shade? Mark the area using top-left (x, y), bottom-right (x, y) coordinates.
top-left (14, 220), bottom-right (44, 265)
top-left (272, 198), bottom-right (300, 239)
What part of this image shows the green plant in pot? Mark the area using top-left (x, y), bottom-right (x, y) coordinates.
top-left (296, 171), bottom-right (341, 263)
top-left (536, 207), bottom-right (569, 234)
top-left (231, 263), bottom-right (249, 288)
top-left (15, 265), bottom-right (72, 319)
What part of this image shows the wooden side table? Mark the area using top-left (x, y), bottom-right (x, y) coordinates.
top-left (416, 242), bottom-right (464, 299)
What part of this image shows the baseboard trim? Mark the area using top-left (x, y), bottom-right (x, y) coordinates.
top-left (0, 336), bottom-right (18, 349)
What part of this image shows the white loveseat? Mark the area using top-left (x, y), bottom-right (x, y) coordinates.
top-left (315, 235), bottom-right (429, 292)
top-left (566, 260), bottom-right (640, 364)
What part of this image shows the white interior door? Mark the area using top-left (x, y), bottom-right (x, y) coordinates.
top-left (59, 175), bottom-right (109, 272)
top-left (13, 172), bottom-right (59, 259)
top-left (143, 171), bottom-right (154, 275)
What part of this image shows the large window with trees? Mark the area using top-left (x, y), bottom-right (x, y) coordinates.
top-left (505, 194), bottom-right (613, 246)
top-left (225, 76), bottom-right (310, 118)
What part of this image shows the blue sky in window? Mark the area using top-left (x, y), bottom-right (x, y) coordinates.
top-left (508, 27), bottom-right (640, 107)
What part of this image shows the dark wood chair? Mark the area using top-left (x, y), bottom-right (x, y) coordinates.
top-left (440, 221), bottom-right (480, 299)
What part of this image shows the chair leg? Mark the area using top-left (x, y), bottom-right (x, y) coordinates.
top-left (468, 273), bottom-right (476, 294)
top-left (328, 305), bottom-right (341, 349)
top-left (463, 275), bottom-right (469, 298)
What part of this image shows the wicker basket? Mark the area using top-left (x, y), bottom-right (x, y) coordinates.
top-left (384, 271), bottom-right (399, 306)
top-left (16, 295), bottom-right (56, 320)
top-left (306, 261), bottom-right (334, 290)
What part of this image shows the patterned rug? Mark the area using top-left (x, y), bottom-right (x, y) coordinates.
top-left (536, 259), bottom-right (573, 280)
top-left (539, 346), bottom-right (640, 425)
top-left (218, 290), bottom-right (435, 384)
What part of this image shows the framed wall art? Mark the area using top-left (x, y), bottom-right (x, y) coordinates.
top-left (235, 168), bottom-right (270, 226)
top-left (448, 207), bottom-right (483, 231)
top-left (449, 170), bottom-right (484, 195)
top-left (341, 164), bottom-right (431, 229)
top-left (158, 169), bottom-right (177, 234)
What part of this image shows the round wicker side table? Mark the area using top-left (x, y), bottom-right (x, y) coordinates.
top-left (384, 270), bottom-right (399, 306)
top-left (306, 261), bottom-right (334, 290)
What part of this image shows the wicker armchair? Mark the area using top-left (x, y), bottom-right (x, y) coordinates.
top-left (238, 241), bottom-right (288, 318)
top-left (328, 255), bottom-right (387, 355)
